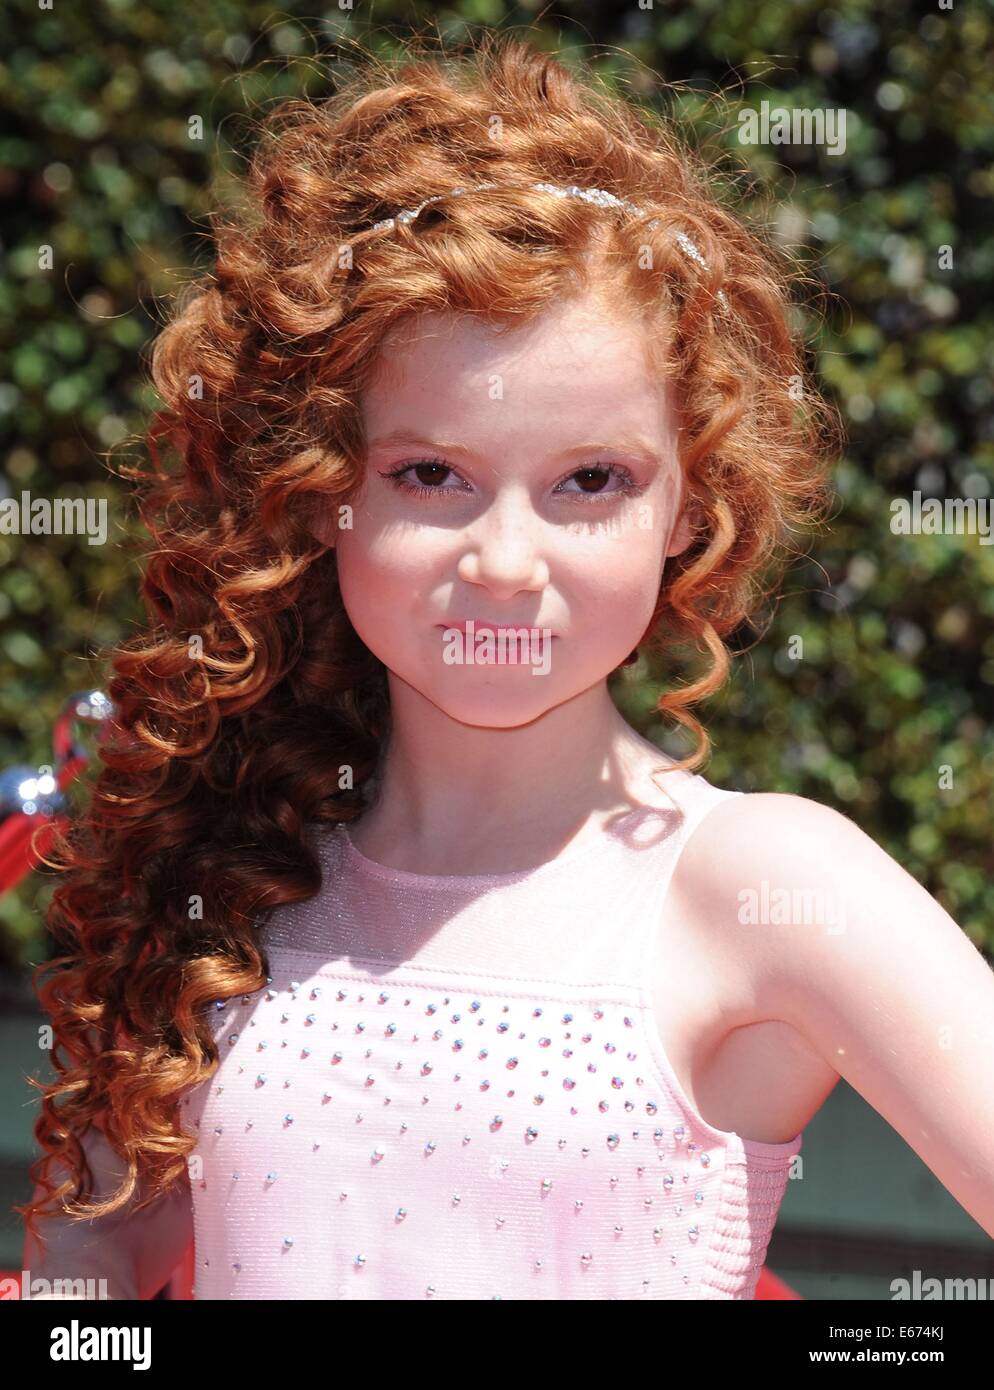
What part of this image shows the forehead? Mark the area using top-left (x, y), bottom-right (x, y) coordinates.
top-left (366, 295), bottom-right (672, 402)
top-left (361, 298), bottom-right (680, 465)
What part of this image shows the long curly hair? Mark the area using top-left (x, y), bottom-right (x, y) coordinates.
top-left (17, 30), bottom-right (839, 1241)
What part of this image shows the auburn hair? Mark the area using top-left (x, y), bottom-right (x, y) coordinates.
top-left (18, 30), bottom-right (839, 1239)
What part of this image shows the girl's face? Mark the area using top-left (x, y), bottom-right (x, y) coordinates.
top-left (333, 290), bottom-right (694, 729)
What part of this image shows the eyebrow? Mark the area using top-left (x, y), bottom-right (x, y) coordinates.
top-left (366, 430), bottom-right (664, 466)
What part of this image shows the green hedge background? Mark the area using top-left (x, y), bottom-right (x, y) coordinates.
top-left (1, 0), bottom-right (992, 971)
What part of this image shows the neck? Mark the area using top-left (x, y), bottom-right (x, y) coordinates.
top-left (351, 675), bottom-right (678, 874)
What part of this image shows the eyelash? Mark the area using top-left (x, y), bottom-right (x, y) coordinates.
top-left (382, 456), bottom-right (646, 503)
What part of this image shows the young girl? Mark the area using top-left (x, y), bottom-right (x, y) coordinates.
top-left (19, 34), bottom-right (994, 1302)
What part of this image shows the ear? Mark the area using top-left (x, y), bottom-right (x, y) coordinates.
top-left (664, 503), bottom-right (701, 559)
top-left (300, 496), bottom-right (339, 549)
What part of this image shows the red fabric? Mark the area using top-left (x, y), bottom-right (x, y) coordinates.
top-left (163, 1244), bottom-right (195, 1299)
top-left (755, 1266), bottom-right (802, 1299)
top-left (0, 813), bottom-right (66, 895)
top-left (0, 758), bottom-right (85, 894)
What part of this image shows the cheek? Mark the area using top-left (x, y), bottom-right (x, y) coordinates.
top-left (334, 526), bottom-right (431, 642)
top-left (565, 526), bottom-right (664, 607)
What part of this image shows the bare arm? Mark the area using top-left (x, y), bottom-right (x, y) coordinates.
top-left (22, 1123), bottom-right (194, 1300)
top-left (704, 792), bottom-right (994, 1238)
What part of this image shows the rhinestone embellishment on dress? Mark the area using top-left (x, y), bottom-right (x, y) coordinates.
top-left (180, 805), bottom-right (801, 1301)
top-left (180, 973), bottom-right (749, 1301)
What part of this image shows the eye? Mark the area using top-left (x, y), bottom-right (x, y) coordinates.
top-left (382, 458), bottom-right (468, 497)
top-left (382, 457), bottom-right (645, 502)
top-left (555, 464), bottom-right (643, 499)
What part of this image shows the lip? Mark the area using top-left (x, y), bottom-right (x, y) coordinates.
top-left (437, 620), bottom-right (557, 639)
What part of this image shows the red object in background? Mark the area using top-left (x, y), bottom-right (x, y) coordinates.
top-left (0, 753), bottom-right (87, 896)
top-left (0, 813), bottom-right (54, 896)
top-left (163, 1245), bottom-right (195, 1299)
top-left (756, 1266), bottom-right (802, 1299)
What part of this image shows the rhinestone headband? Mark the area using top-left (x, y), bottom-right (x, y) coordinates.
top-left (368, 180), bottom-right (728, 308)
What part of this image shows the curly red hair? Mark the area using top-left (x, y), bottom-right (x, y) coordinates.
top-left (17, 31), bottom-right (839, 1241)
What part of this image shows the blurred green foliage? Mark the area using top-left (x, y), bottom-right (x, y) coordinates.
top-left (1, 0), bottom-right (992, 966)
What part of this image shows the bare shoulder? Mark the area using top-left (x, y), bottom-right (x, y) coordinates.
top-left (670, 787), bottom-right (994, 1237)
top-left (660, 790), bottom-right (847, 1134)
top-left (670, 782), bottom-right (982, 1025)
top-left (674, 789), bottom-right (875, 899)
top-left (667, 788), bottom-right (887, 1013)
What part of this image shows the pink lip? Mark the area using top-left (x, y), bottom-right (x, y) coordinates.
top-left (438, 620), bottom-right (557, 638)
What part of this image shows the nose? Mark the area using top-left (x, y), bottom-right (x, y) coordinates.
top-left (455, 486), bottom-right (550, 597)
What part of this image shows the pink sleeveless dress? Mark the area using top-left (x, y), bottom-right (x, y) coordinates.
top-left (181, 770), bottom-right (802, 1299)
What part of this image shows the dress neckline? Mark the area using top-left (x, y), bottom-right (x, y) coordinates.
top-left (334, 801), bottom-right (670, 889)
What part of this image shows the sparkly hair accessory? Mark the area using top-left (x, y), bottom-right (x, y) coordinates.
top-left (368, 180), bottom-right (728, 308)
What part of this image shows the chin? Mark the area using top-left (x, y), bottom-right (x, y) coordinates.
top-left (423, 682), bottom-right (565, 729)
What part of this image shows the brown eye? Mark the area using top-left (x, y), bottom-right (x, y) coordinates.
top-left (384, 458), bottom-right (467, 496)
top-left (572, 467), bottom-right (613, 494)
top-left (408, 462), bottom-right (451, 488)
top-left (555, 463), bottom-right (642, 500)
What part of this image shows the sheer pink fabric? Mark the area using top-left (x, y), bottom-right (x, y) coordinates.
top-left (178, 769), bottom-right (801, 1300)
